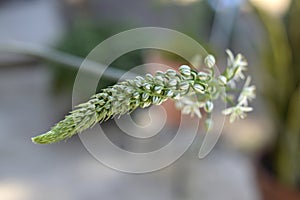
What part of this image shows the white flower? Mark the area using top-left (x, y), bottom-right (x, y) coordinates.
top-left (238, 77), bottom-right (256, 106)
top-left (226, 49), bottom-right (248, 81)
top-left (222, 105), bottom-right (253, 123)
top-left (175, 97), bottom-right (204, 118)
top-left (226, 49), bottom-right (248, 69)
top-left (226, 49), bottom-right (235, 67)
top-left (227, 79), bottom-right (236, 89)
top-left (234, 64), bottom-right (247, 80)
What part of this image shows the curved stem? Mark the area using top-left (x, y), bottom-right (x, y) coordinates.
top-left (0, 40), bottom-right (138, 80)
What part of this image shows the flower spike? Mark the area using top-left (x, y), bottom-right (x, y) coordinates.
top-left (32, 51), bottom-right (256, 144)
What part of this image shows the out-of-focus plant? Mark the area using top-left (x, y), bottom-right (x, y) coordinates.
top-left (51, 19), bottom-right (143, 91)
top-left (254, 0), bottom-right (300, 187)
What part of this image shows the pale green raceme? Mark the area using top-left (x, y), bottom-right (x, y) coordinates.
top-left (32, 50), bottom-right (255, 144)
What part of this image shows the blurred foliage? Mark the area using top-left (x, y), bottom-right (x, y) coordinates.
top-left (51, 0), bottom-right (216, 92)
top-left (254, 0), bottom-right (300, 187)
top-left (50, 19), bottom-right (143, 92)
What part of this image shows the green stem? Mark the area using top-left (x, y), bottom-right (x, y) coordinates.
top-left (0, 41), bottom-right (138, 80)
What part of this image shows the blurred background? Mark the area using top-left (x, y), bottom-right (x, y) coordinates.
top-left (0, 0), bottom-right (299, 199)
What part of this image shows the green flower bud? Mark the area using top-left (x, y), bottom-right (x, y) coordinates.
top-left (204, 54), bottom-right (216, 68)
top-left (197, 71), bottom-right (210, 81)
top-left (205, 118), bottom-right (213, 131)
top-left (166, 69), bottom-right (177, 77)
top-left (108, 96), bottom-right (114, 101)
top-left (134, 79), bottom-right (142, 87)
top-left (168, 79), bottom-right (177, 87)
top-left (143, 83), bottom-right (151, 91)
top-left (152, 96), bottom-right (160, 104)
top-left (179, 65), bottom-right (191, 76)
top-left (136, 76), bottom-right (144, 81)
top-left (154, 85), bottom-right (163, 94)
top-left (97, 100), bottom-right (105, 106)
top-left (208, 86), bottom-right (217, 93)
top-left (155, 76), bottom-right (164, 85)
top-left (125, 88), bottom-right (134, 94)
top-left (218, 75), bottom-right (227, 86)
top-left (179, 65), bottom-right (190, 71)
top-left (145, 73), bottom-right (154, 81)
top-left (179, 81), bottom-right (190, 91)
top-left (141, 93), bottom-right (149, 101)
top-left (165, 90), bottom-right (174, 97)
top-left (155, 71), bottom-right (165, 76)
top-left (133, 91), bottom-right (140, 99)
top-left (141, 102), bottom-right (150, 108)
top-left (193, 84), bottom-right (205, 94)
top-left (173, 92), bottom-right (181, 100)
top-left (204, 101), bottom-right (213, 113)
top-left (104, 104), bottom-right (111, 109)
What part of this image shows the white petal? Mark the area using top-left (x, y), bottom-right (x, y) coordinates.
top-left (222, 107), bottom-right (234, 115)
top-left (193, 108), bottom-right (202, 118)
top-left (182, 106), bottom-right (192, 115)
top-left (244, 76), bottom-right (251, 88)
top-left (226, 49), bottom-right (235, 66)
top-left (229, 113), bottom-right (237, 123)
top-left (241, 106), bottom-right (253, 112)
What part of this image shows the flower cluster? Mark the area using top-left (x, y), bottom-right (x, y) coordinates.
top-left (32, 50), bottom-right (255, 144)
top-left (221, 50), bottom-right (256, 122)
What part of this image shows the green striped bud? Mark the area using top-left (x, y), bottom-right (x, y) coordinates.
top-left (193, 84), bottom-right (205, 94)
top-left (141, 93), bottom-right (150, 101)
top-left (204, 54), bottom-right (216, 68)
top-left (166, 69), bottom-right (177, 77)
top-left (179, 81), bottom-right (190, 91)
top-left (168, 79), bottom-right (177, 87)
top-left (179, 65), bottom-right (191, 76)
top-left (218, 75), bottom-right (227, 86)
top-left (204, 101), bottom-right (213, 113)
top-left (154, 85), bottom-right (163, 94)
